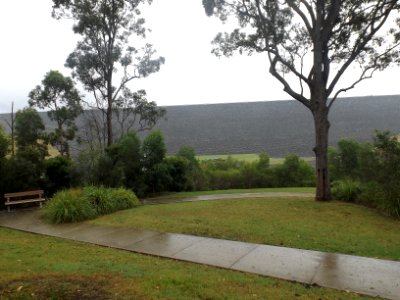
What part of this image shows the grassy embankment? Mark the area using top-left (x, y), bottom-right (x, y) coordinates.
top-left (92, 196), bottom-right (400, 261)
top-left (0, 227), bottom-right (373, 299)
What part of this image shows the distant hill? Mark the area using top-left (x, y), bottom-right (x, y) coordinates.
top-left (1, 95), bottom-right (400, 157)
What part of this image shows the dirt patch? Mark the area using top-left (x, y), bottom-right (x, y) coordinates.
top-left (0, 273), bottom-right (137, 300)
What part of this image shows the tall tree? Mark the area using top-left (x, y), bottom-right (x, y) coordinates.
top-left (4, 102), bottom-right (15, 157)
top-left (29, 70), bottom-right (82, 156)
top-left (52, 0), bottom-right (165, 147)
top-left (203, 0), bottom-right (400, 200)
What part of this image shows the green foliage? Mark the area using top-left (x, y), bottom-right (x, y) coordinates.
top-left (142, 130), bottom-right (166, 168)
top-left (94, 153), bottom-right (125, 188)
top-left (111, 130), bottom-right (143, 191)
top-left (15, 107), bottom-right (46, 150)
top-left (43, 189), bottom-right (97, 224)
top-left (0, 126), bottom-right (9, 159)
top-left (165, 156), bottom-right (190, 192)
top-left (273, 154), bottom-right (315, 187)
top-left (43, 187), bottom-right (140, 224)
top-left (142, 130), bottom-right (169, 193)
top-left (44, 156), bottom-right (73, 196)
top-left (83, 186), bottom-right (116, 215)
top-left (108, 187), bottom-right (141, 210)
top-left (177, 145), bottom-right (202, 191)
top-left (330, 131), bottom-right (400, 218)
top-left (29, 70), bottom-right (82, 156)
top-left (53, 0), bottom-right (164, 146)
top-left (331, 179), bottom-right (362, 202)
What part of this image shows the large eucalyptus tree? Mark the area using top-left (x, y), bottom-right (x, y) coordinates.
top-left (52, 0), bottom-right (165, 147)
top-left (203, 0), bottom-right (400, 200)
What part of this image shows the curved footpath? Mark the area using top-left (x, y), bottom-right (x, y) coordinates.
top-left (0, 194), bottom-right (399, 300)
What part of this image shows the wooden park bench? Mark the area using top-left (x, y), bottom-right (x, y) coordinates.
top-left (4, 190), bottom-right (46, 212)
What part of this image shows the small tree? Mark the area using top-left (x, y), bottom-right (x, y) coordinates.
top-left (52, 0), bottom-right (165, 147)
top-left (142, 130), bottom-right (168, 193)
top-left (15, 108), bottom-right (46, 152)
top-left (29, 70), bottom-right (82, 156)
top-left (203, 0), bottom-right (400, 200)
top-left (11, 108), bottom-right (48, 190)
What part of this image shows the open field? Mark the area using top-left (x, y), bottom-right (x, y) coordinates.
top-left (197, 153), bottom-right (314, 165)
top-left (0, 228), bottom-right (371, 299)
top-left (92, 197), bottom-right (400, 261)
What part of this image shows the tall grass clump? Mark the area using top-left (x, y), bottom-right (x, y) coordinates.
top-left (43, 187), bottom-right (140, 223)
top-left (83, 186), bottom-right (115, 215)
top-left (331, 179), bottom-right (361, 202)
top-left (108, 187), bottom-right (140, 210)
top-left (42, 189), bottom-right (97, 224)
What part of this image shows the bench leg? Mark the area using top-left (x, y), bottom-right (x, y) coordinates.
top-left (7, 206), bottom-right (10, 212)
top-left (39, 202), bottom-right (43, 208)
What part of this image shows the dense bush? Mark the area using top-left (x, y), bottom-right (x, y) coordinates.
top-left (43, 187), bottom-right (140, 223)
top-left (198, 153), bottom-right (314, 190)
top-left (43, 156), bottom-right (73, 196)
top-left (330, 132), bottom-right (400, 218)
top-left (273, 154), bottom-right (315, 187)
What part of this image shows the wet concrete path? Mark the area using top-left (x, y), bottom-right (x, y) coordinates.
top-left (142, 192), bottom-right (315, 204)
top-left (0, 209), bottom-right (399, 300)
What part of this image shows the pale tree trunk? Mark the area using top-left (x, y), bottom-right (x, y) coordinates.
top-left (107, 74), bottom-right (113, 147)
top-left (312, 106), bottom-right (331, 201)
top-left (107, 101), bottom-right (113, 147)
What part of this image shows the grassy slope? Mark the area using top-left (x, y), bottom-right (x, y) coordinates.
top-left (0, 228), bottom-right (371, 299)
top-left (92, 197), bottom-right (400, 260)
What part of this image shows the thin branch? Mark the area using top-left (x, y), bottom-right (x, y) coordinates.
top-left (328, 66), bottom-right (376, 110)
top-left (269, 54), bottom-right (311, 108)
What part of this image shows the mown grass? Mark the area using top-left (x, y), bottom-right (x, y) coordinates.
top-left (92, 197), bottom-right (400, 260)
top-left (154, 187), bottom-right (315, 199)
top-left (196, 153), bottom-right (314, 165)
top-left (0, 227), bottom-right (372, 299)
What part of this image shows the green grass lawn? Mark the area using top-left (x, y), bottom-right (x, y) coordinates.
top-left (153, 187), bottom-right (315, 199)
top-left (91, 197), bottom-right (400, 261)
top-left (196, 153), bottom-right (314, 165)
top-left (0, 228), bottom-right (372, 299)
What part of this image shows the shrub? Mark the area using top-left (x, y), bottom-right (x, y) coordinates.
top-left (331, 179), bottom-right (361, 202)
top-left (43, 187), bottom-right (140, 224)
top-left (42, 189), bottom-right (97, 224)
top-left (274, 154), bottom-right (315, 187)
top-left (83, 186), bottom-right (140, 215)
top-left (108, 188), bottom-right (140, 210)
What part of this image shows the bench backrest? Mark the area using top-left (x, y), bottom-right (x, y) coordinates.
top-left (4, 190), bottom-right (44, 199)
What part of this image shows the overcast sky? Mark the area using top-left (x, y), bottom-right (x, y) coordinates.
top-left (1, 0), bottom-right (400, 113)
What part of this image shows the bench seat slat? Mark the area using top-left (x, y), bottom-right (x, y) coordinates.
top-left (4, 190), bottom-right (44, 198)
top-left (5, 198), bottom-right (47, 205)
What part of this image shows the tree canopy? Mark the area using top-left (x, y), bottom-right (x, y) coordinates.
top-left (52, 0), bottom-right (165, 146)
top-left (29, 70), bottom-right (82, 156)
top-left (203, 0), bottom-right (400, 200)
